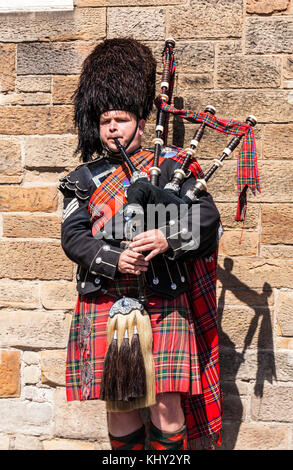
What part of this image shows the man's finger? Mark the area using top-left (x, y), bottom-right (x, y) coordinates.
top-left (132, 242), bottom-right (154, 253)
top-left (144, 250), bottom-right (159, 261)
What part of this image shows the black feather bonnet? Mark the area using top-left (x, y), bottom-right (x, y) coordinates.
top-left (74, 37), bottom-right (157, 162)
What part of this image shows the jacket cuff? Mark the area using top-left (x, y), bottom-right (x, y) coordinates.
top-left (88, 243), bottom-right (123, 280)
top-left (160, 219), bottom-right (199, 261)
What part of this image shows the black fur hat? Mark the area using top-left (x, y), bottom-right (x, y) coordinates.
top-left (74, 38), bottom-right (157, 162)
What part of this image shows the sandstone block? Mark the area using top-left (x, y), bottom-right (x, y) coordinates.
top-left (23, 386), bottom-right (54, 403)
top-left (0, 400), bottom-right (53, 435)
top-left (41, 281), bottom-right (77, 310)
top-left (263, 124), bottom-right (293, 159)
top-left (40, 349), bottom-right (67, 386)
top-left (0, 105), bottom-right (74, 135)
top-left (180, 90), bottom-right (293, 123)
top-left (276, 337), bottom-right (293, 349)
top-left (269, 350), bottom-right (293, 382)
top-left (260, 245), bottom-right (293, 258)
top-left (0, 43), bottom-right (16, 92)
top-left (0, 279), bottom-right (39, 309)
top-left (16, 75), bottom-right (51, 93)
top-left (23, 365), bottom-right (41, 385)
top-left (251, 383), bottom-right (293, 422)
top-left (219, 348), bottom-right (277, 383)
top-left (216, 40), bottom-right (242, 56)
top-left (0, 186), bottom-right (57, 212)
top-left (167, 0), bottom-right (242, 39)
top-left (0, 8), bottom-right (105, 42)
top-left (177, 73), bottom-right (213, 90)
top-left (14, 434), bottom-right (42, 450)
top-left (276, 291), bottom-right (293, 337)
top-left (17, 41), bottom-right (95, 75)
top-left (3, 215), bottom-right (61, 239)
top-left (24, 135), bottom-right (78, 168)
top-left (23, 351), bottom-right (40, 365)
top-left (220, 306), bottom-right (273, 350)
top-left (170, 42), bottom-right (214, 73)
top-left (221, 422), bottom-right (288, 450)
top-left (52, 75), bottom-right (79, 104)
top-left (283, 56), bottom-right (293, 80)
top-left (261, 204), bottom-right (293, 244)
top-left (217, 282), bottom-right (274, 307)
top-left (217, 203), bottom-right (259, 230)
top-left (246, 18), bottom-right (293, 54)
top-left (43, 438), bottom-right (97, 450)
top-left (207, 161), bottom-right (293, 203)
top-left (246, 0), bottom-right (290, 15)
top-left (219, 230), bottom-right (258, 257)
top-left (0, 435), bottom-right (10, 450)
top-left (0, 241), bottom-right (73, 280)
top-left (0, 139), bottom-right (22, 184)
top-left (0, 92), bottom-right (50, 106)
top-left (108, 7), bottom-right (165, 40)
top-left (217, 256), bottom-right (293, 289)
top-left (0, 350), bottom-right (21, 398)
top-left (54, 388), bottom-right (109, 440)
top-left (0, 311), bottom-right (72, 348)
top-left (217, 55), bottom-right (281, 88)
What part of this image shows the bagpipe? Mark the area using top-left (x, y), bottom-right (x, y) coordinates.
top-left (100, 38), bottom-right (260, 411)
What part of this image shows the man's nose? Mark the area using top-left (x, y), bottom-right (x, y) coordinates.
top-left (109, 120), bottom-right (118, 132)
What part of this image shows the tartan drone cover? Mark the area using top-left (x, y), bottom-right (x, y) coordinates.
top-left (156, 100), bottom-right (261, 222)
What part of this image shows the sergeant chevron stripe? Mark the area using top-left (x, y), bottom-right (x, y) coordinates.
top-left (62, 198), bottom-right (79, 222)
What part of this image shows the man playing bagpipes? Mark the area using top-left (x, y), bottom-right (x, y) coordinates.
top-left (58, 37), bottom-right (224, 450)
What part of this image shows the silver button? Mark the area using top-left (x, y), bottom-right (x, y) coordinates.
top-left (181, 227), bottom-right (188, 234)
top-left (103, 245), bottom-right (110, 251)
top-left (152, 277), bottom-right (159, 285)
top-left (169, 220), bottom-right (175, 226)
top-left (171, 283), bottom-right (177, 290)
top-left (76, 273), bottom-right (80, 281)
top-left (96, 256), bottom-right (102, 264)
top-left (94, 277), bottom-right (101, 285)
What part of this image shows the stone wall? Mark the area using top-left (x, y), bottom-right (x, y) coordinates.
top-left (0, 0), bottom-right (292, 450)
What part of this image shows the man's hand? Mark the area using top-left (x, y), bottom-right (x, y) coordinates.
top-left (118, 249), bottom-right (149, 275)
top-left (129, 229), bottom-right (169, 262)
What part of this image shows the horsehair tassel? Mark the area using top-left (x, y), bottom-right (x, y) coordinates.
top-left (106, 308), bottom-right (156, 412)
top-left (100, 320), bottom-right (118, 401)
top-left (129, 315), bottom-right (147, 399)
top-left (150, 37), bottom-right (176, 186)
top-left (164, 105), bottom-right (216, 194)
top-left (183, 115), bottom-right (257, 205)
top-left (117, 320), bottom-right (132, 402)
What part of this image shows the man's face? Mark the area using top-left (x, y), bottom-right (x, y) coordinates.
top-left (99, 110), bottom-right (145, 154)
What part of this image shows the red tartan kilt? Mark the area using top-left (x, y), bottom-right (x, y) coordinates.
top-left (65, 274), bottom-right (202, 402)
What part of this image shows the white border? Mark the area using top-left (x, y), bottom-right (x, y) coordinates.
top-left (0, 0), bottom-right (74, 12)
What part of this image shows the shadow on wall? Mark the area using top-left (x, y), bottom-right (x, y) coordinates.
top-left (171, 102), bottom-right (276, 449)
top-left (217, 258), bottom-right (276, 450)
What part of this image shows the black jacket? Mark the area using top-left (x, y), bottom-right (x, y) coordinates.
top-left (58, 148), bottom-right (221, 299)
